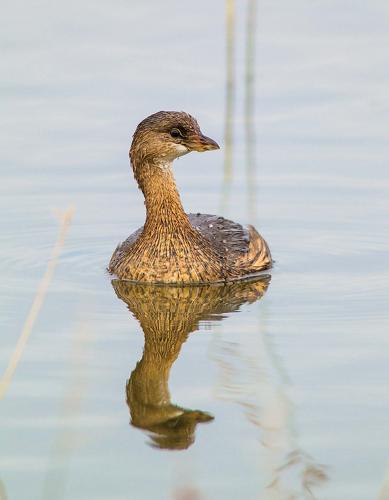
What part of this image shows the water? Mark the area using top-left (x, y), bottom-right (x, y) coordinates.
top-left (1, 1), bottom-right (389, 499)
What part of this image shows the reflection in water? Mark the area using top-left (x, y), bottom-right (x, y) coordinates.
top-left (42, 322), bottom-right (91, 500)
top-left (112, 277), bottom-right (270, 450)
top-left (212, 313), bottom-right (327, 498)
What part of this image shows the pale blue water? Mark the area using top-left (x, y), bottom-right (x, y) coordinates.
top-left (1, 1), bottom-right (389, 499)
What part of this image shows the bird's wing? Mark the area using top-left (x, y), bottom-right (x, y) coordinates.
top-left (188, 213), bottom-right (250, 256)
top-left (188, 213), bottom-right (272, 272)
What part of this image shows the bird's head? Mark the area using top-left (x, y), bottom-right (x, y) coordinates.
top-left (130, 111), bottom-right (220, 168)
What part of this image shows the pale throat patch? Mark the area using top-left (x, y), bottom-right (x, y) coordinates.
top-left (175, 144), bottom-right (189, 156)
top-left (156, 144), bottom-right (189, 170)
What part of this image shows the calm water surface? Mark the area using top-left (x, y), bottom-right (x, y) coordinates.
top-left (1, 1), bottom-right (389, 499)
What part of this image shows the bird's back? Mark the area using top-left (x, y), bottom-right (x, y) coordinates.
top-left (109, 212), bottom-right (272, 282)
top-left (188, 213), bottom-right (272, 275)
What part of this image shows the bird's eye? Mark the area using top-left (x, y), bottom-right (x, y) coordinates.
top-left (170, 128), bottom-right (183, 139)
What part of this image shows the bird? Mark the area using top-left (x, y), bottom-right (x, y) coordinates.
top-left (108, 111), bottom-right (272, 284)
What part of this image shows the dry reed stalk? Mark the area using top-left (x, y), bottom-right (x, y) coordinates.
top-left (0, 206), bottom-right (75, 399)
top-left (221, 0), bottom-right (235, 213)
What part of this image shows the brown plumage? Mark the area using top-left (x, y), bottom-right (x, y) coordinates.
top-left (108, 111), bottom-right (272, 284)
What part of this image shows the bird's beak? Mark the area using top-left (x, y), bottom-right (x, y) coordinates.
top-left (186, 133), bottom-right (220, 152)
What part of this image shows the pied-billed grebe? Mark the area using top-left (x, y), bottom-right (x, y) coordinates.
top-left (109, 111), bottom-right (272, 283)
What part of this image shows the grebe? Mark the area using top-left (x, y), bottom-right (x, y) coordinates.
top-left (109, 111), bottom-right (272, 283)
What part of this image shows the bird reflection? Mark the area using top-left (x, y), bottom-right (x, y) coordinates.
top-left (111, 276), bottom-right (270, 450)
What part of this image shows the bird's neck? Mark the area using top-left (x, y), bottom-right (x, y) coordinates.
top-left (133, 158), bottom-right (192, 233)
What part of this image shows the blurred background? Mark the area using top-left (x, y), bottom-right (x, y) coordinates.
top-left (1, 1), bottom-right (389, 499)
